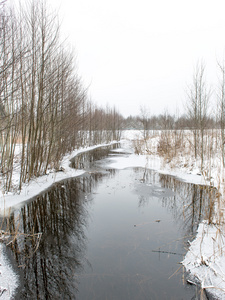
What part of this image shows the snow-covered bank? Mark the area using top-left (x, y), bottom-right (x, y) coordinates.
top-left (0, 142), bottom-right (118, 215)
top-left (107, 149), bottom-right (209, 186)
top-left (0, 130), bottom-right (224, 299)
top-left (0, 141), bottom-right (118, 299)
top-left (0, 244), bottom-right (18, 299)
top-left (111, 131), bottom-right (211, 186)
top-left (118, 130), bottom-right (225, 299)
top-left (183, 221), bottom-right (225, 299)
top-left (106, 152), bottom-right (225, 298)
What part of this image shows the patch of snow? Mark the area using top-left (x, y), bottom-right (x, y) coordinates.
top-left (182, 221), bottom-right (225, 299)
top-left (106, 147), bottom-right (208, 186)
top-left (0, 244), bottom-right (18, 299)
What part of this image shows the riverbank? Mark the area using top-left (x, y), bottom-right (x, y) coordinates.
top-left (0, 141), bottom-right (118, 298)
top-left (120, 130), bottom-right (225, 299)
top-left (0, 130), bottom-right (224, 299)
top-left (106, 144), bottom-right (225, 299)
top-left (0, 142), bottom-right (122, 215)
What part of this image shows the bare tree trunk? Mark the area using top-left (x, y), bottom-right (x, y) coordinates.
top-left (217, 61), bottom-right (225, 167)
top-left (186, 62), bottom-right (210, 171)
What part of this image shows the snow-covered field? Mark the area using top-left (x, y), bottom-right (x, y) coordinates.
top-left (0, 130), bottom-right (225, 299)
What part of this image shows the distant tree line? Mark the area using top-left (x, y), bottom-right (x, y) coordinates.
top-left (2, 0), bottom-right (225, 193)
top-left (123, 60), bottom-right (225, 173)
top-left (122, 113), bottom-right (217, 131)
top-left (0, 0), bottom-right (122, 192)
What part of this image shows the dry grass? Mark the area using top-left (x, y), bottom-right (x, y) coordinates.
top-left (0, 208), bottom-right (42, 267)
top-left (134, 129), bottom-right (225, 227)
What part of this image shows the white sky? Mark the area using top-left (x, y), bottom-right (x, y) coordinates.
top-left (18, 0), bottom-right (225, 116)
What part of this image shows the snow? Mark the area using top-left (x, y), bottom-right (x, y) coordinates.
top-left (0, 244), bottom-right (18, 299)
top-left (108, 133), bottom-right (210, 186)
top-left (0, 141), bottom-right (117, 299)
top-left (0, 130), bottom-right (225, 299)
top-left (0, 142), bottom-right (119, 216)
top-left (109, 131), bottom-right (225, 299)
top-left (182, 221), bottom-right (225, 299)
top-left (106, 151), bottom-right (208, 185)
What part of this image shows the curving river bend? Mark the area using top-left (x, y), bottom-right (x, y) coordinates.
top-left (2, 144), bottom-right (212, 299)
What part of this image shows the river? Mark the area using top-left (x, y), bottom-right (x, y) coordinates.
top-left (2, 144), bottom-right (211, 299)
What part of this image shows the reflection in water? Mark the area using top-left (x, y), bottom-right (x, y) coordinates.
top-left (5, 173), bottom-right (105, 299)
top-left (159, 174), bottom-right (215, 235)
top-left (3, 161), bottom-right (213, 299)
top-left (135, 169), bottom-right (215, 235)
top-left (70, 144), bottom-right (119, 169)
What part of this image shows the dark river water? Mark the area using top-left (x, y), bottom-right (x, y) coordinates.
top-left (3, 144), bottom-right (212, 299)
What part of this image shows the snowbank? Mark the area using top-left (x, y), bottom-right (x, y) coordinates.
top-left (0, 244), bottom-right (18, 299)
top-left (0, 141), bottom-right (117, 299)
top-left (0, 142), bottom-right (119, 215)
top-left (0, 131), bottom-right (224, 299)
top-left (183, 222), bottom-right (225, 299)
top-left (108, 136), bottom-right (209, 186)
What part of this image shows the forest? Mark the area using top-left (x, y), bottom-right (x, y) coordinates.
top-left (0, 0), bottom-right (122, 192)
top-left (1, 0), bottom-right (225, 196)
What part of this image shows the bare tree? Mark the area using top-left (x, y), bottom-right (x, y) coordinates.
top-left (186, 62), bottom-right (210, 170)
top-left (139, 105), bottom-right (151, 141)
top-left (0, 0), bottom-right (123, 193)
top-left (0, 5), bottom-right (22, 190)
top-left (217, 60), bottom-right (225, 167)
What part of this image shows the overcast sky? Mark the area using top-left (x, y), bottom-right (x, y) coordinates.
top-left (36, 1), bottom-right (225, 116)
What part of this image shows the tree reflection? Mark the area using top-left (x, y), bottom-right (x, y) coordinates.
top-left (5, 173), bottom-right (105, 299)
top-left (3, 167), bottom-right (213, 300)
top-left (159, 174), bottom-right (215, 235)
top-left (135, 168), bottom-right (215, 236)
top-left (70, 144), bottom-right (119, 169)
